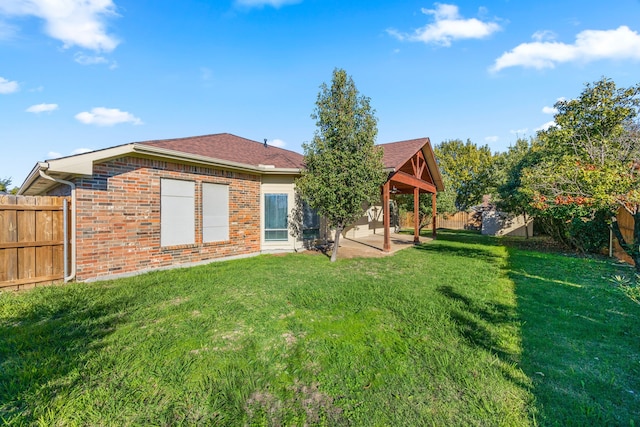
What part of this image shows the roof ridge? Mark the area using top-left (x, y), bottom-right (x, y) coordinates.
top-left (378, 137), bottom-right (428, 147)
top-left (138, 132), bottom-right (236, 144)
top-left (135, 133), bottom-right (303, 169)
top-left (138, 133), bottom-right (303, 155)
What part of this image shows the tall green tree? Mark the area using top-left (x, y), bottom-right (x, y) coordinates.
top-left (522, 77), bottom-right (640, 265)
top-left (435, 139), bottom-right (495, 211)
top-left (296, 68), bottom-right (386, 262)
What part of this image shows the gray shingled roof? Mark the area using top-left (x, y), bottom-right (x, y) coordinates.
top-left (137, 133), bottom-right (304, 169)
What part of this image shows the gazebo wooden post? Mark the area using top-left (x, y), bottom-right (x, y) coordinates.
top-left (431, 192), bottom-right (437, 238)
top-left (413, 187), bottom-right (420, 243)
top-left (383, 181), bottom-right (391, 252)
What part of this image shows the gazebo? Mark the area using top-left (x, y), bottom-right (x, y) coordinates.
top-left (379, 138), bottom-right (445, 251)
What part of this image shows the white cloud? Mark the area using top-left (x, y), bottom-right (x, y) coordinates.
top-left (510, 128), bottom-right (528, 135)
top-left (201, 67), bottom-right (212, 81)
top-left (74, 52), bottom-right (107, 64)
top-left (0, 19), bottom-right (18, 39)
top-left (536, 120), bottom-right (556, 131)
top-left (200, 67), bottom-right (214, 88)
top-left (75, 107), bottom-right (142, 126)
top-left (0, 0), bottom-right (120, 52)
top-left (26, 103), bottom-right (58, 113)
top-left (47, 147), bottom-right (93, 159)
top-left (235, 0), bottom-right (301, 8)
top-left (491, 26), bottom-right (640, 72)
top-left (71, 147), bottom-right (92, 154)
top-left (532, 30), bottom-right (556, 42)
top-left (74, 52), bottom-right (117, 68)
top-left (542, 106), bottom-right (558, 115)
top-left (388, 3), bottom-right (501, 47)
top-left (484, 136), bottom-right (498, 143)
top-left (269, 139), bottom-right (286, 148)
top-left (0, 76), bottom-right (19, 94)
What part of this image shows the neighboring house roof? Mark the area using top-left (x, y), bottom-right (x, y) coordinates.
top-left (19, 133), bottom-right (304, 195)
top-left (378, 137), bottom-right (444, 192)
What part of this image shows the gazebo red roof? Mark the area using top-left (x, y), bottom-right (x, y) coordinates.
top-left (380, 138), bottom-right (430, 170)
top-left (378, 137), bottom-right (444, 193)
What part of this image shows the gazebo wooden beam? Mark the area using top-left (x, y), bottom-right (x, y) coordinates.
top-left (432, 192), bottom-right (437, 238)
top-left (383, 181), bottom-right (391, 252)
top-left (390, 171), bottom-right (437, 194)
top-left (411, 151), bottom-right (426, 178)
top-left (414, 187), bottom-right (420, 243)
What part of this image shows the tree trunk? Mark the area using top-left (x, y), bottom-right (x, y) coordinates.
top-left (331, 225), bottom-right (343, 262)
top-left (523, 211), bottom-right (529, 239)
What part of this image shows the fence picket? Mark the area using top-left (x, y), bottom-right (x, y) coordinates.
top-left (400, 211), bottom-right (473, 231)
top-left (614, 208), bottom-right (635, 266)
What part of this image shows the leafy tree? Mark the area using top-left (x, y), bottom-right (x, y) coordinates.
top-left (0, 177), bottom-right (11, 193)
top-left (495, 138), bottom-right (538, 238)
top-left (522, 77), bottom-right (640, 265)
top-left (435, 139), bottom-right (496, 211)
top-left (296, 68), bottom-right (386, 262)
top-left (397, 175), bottom-right (456, 232)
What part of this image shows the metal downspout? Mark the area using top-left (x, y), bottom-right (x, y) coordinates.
top-left (38, 170), bottom-right (76, 282)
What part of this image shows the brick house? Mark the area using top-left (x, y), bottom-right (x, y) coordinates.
top-left (19, 133), bottom-right (442, 282)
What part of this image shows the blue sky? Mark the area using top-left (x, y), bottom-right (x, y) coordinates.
top-left (2, 0), bottom-right (640, 187)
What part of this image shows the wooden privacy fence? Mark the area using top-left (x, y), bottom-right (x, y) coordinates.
top-left (0, 195), bottom-right (69, 290)
top-left (613, 208), bottom-right (634, 266)
top-left (400, 211), bottom-right (473, 231)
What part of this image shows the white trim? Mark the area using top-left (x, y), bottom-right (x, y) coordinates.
top-left (19, 143), bottom-right (302, 196)
top-left (261, 176), bottom-right (298, 251)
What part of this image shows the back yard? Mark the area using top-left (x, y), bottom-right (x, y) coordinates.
top-left (1, 231), bottom-right (638, 425)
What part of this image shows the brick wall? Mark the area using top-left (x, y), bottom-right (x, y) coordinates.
top-left (68, 156), bottom-right (261, 281)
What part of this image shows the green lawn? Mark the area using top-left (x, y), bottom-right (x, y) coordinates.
top-left (1, 231), bottom-right (638, 426)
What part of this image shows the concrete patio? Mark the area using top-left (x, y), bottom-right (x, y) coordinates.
top-left (331, 232), bottom-right (432, 259)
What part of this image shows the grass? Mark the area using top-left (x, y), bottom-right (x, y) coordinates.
top-left (508, 246), bottom-right (640, 425)
top-left (0, 231), bottom-right (638, 425)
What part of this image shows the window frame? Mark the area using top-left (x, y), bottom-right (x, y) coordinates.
top-left (264, 193), bottom-right (289, 241)
top-left (202, 182), bottom-right (230, 243)
top-left (160, 178), bottom-right (195, 247)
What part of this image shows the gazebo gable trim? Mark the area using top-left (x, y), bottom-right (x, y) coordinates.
top-left (385, 149), bottom-right (438, 194)
top-left (381, 138), bottom-right (444, 192)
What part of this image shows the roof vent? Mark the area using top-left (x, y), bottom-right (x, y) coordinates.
top-left (264, 138), bottom-right (268, 147)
